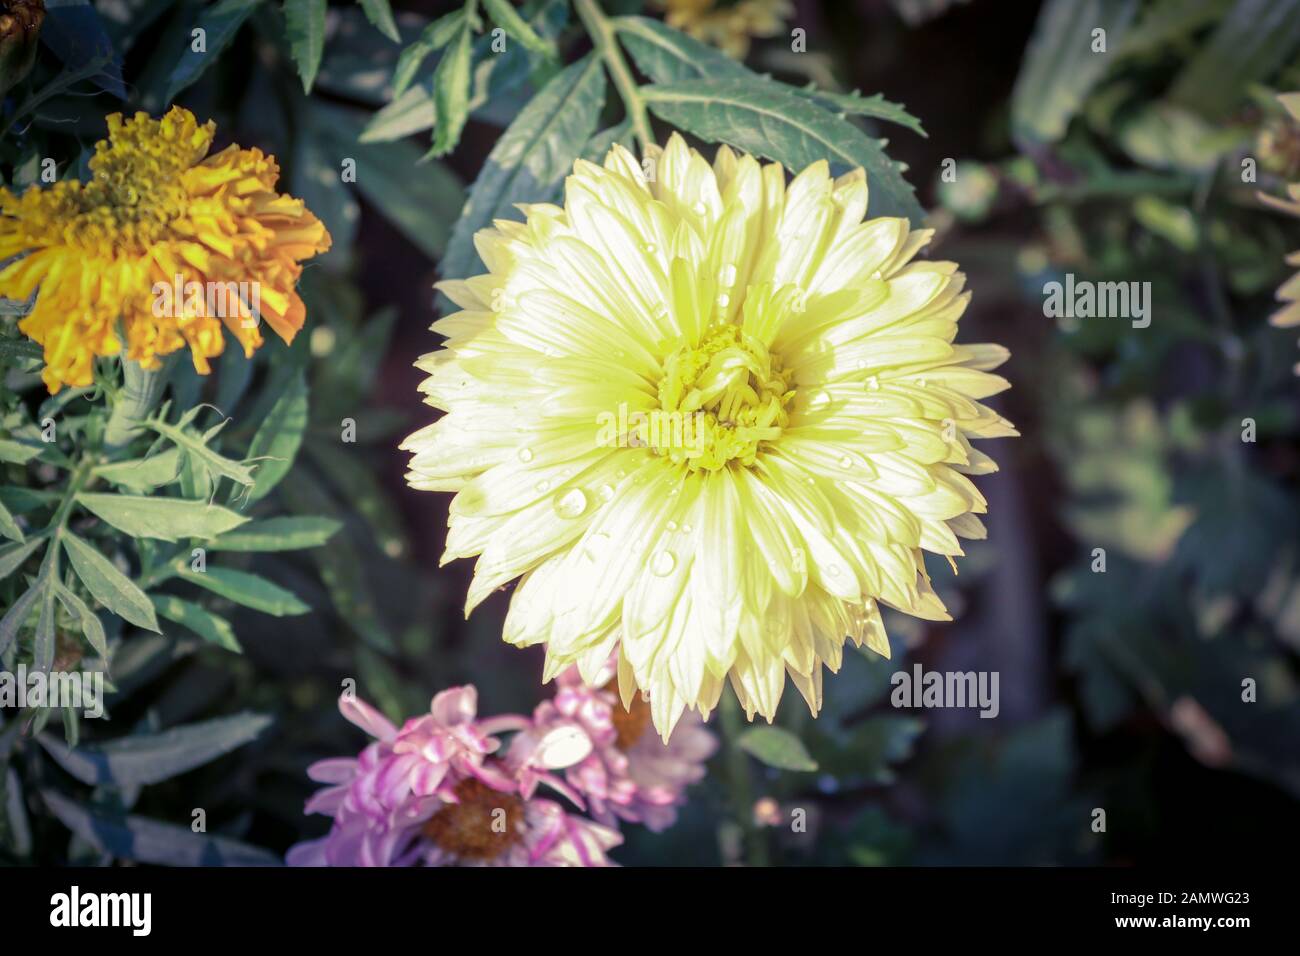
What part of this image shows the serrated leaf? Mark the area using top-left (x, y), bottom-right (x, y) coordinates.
top-left (77, 493), bottom-right (249, 542)
top-left (0, 499), bottom-right (23, 543)
top-left (42, 790), bottom-right (281, 866)
top-left (359, 0), bottom-right (401, 43)
top-left (801, 88), bottom-right (926, 138)
top-left (737, 725), bottom-right (819, 771)
top-left (53, 583), bottom-right (108, 659)
top-left (615, 15), bottom-right (749, 82)
top-left (146, 415), bottom-right (256, 489)
top-left (246, 372), bottom-right (308, 504)
top-left (640, 79), bottom-right (925, 225)
top-left (93, 448), bottom-right (182, 493)
top-left (392, 9), bottom-right (466, 97)
top-left (0, 538), bottom-right (43, 581)
top-left (284, 0), bottom-right (327, 92)
top-left (363, 0), bottom-right (569, 143)
top-left (441, 54), bottom-right (606, 281)
top-left (61, 532), bottom-right (159, 633)
top-left (482, 0), bottom-right (556, 60)
top-left (427, 18), bottom-right (474, 158)
top-left (37, 712), bottom-right (272, 787)
top-left (207, 515), bottom-right (341, 552)
top-left (163, 0), bottom-right (261, 103)
top-left (177, 566), bottom-right (310, 616)
top-left (0, 582), bottom-right (41, 657)
top-left (152, 594), bottom-right (239, 651)
top-left (1010, 0), bottom-right (1139, 146)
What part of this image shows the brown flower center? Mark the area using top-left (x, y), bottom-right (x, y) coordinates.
top-left (421, 777), bottom-right (524, 861)
top-left (609, 690), bottom-right (653, 750)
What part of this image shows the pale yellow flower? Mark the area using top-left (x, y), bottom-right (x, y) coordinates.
top-left (0, 106), bottom-right (330, 393)
top-left (403, 133), bottom-right (1016, 737)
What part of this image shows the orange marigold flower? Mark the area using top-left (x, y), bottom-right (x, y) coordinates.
top-left (0, 106), bottom-right (331, 392)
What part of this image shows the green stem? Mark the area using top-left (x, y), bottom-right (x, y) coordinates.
top-left (103, 358), bottom-right (171, 454)
top-left (573, 0), bottom-right (654, 153)
top-left (720, 691), bottom-right (769, 867)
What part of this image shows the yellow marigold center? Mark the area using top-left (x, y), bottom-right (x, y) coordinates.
top-left (644, 323), bottom-right (794, 471)
top-left (421, 777), bottom-right (524, 861)
top-left (17, 109), bottom-right (216, 253)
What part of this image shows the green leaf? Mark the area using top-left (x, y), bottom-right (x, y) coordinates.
top-left (359, 0), bottom-right (401, 43)
top-left (284, 0), bottom-right (328, 92)
top-left (147, 413), bottom-right (256, 489)
top-left (362, 0), bottom-right (569, 143)
top-left (152, 594), bottom-right (239, 651)
top-left (614, 15), bottom-right (748, 82)
top-left (0, 339), bottom-right (41, 362)
top-left (207, 515), bottom-right (341, 552)
top-left (163, 0), bottom-right (262, 103)
top-left (0, 439), bottom-right (43, 465)
top-left (441, 54), bottom-right (606, 281)
top-left (92, 448), bottom-right (182, 494)
top-left (53, 583), bottom-right (108, 659)
top-left (428, 17), bottom-right (475, 158)
top-left (37, 712), bottom-right (272, 787)
top-left (0, 538), bottom-right (42, 581)
top-left (482, 0), bottom-right (557, 60)
top-left (1168, 0), bottom-right (1300, 120)
top-left (0, 498), bottom-right (23, 543)
top-left (61, 532), bottom-right (160, 633)
top-left (320, 105), bottom-right (466, 261)
top-left (177, 566), bottom-right (310, 616)
top-left (1010, 0), bottom-right (1139, 146)
top-left (799, 88), bottom-right (926, 138)
top-left (640, 79), bottom-right (925, 225)
top-left (77, 494), bottom-right (249, 542)
top-left (246, 372), bottom-right (308, 504)
top-left (393, 9), bottom-right (467, 97)
top-left (42, 791), bottom-right (281, 866)
top-left (0, 582), bottom-right (41, 657)
top-left (737, 725), bottom-right (819, 772)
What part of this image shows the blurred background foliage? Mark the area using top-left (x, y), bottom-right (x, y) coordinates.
top-left (2, 0), bottom-right (1299, 866)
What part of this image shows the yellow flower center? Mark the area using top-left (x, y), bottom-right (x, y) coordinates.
top-left (645, 323), bottom-right (794, 471)
top-left (421, 777), bottom-right (524, 861)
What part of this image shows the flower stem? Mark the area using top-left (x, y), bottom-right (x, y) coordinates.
top-left (573, 0), bottom-right (654, 153)
top-left (720, 691), bottom-right (770, 867)
top-left (102, 357), bottom-right (170, 454)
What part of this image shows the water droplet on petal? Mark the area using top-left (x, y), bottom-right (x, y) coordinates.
top-left (681, 523), bottom-right (693, 534)
top-left (717, 293), bottom-right (731, 309)
top-left (827, 565), bottom-right (841, 577)
top-left (719, 264), bottom-right (737, 287)
top-left (652, 550), bottom-right (677, 576)
top-left (838, 454), bottom-right (852, 468)
top-left (666, 520), bottom-right (678, 532)
top-left (598, 484), bottom-right (615, 502)
top-left (643, 242), bottom-right (658, 255)
top-left (866, 376), bottom-right (880, 391)
top-left (692, 201), bottom-right (707, 216)
top-left (536, 479), bottom-right (551, 493)
top-left (554, 487), bottom-right (589, 519)
top-left (518, 447), bottom-right (534, 463)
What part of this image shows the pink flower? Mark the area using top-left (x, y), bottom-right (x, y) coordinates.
top-left (287, 686), bottom-right (621, 867)
top-left (287, 687), bottom-right (508, 867)
top-left (510, 657), bottom-right (717, 831)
